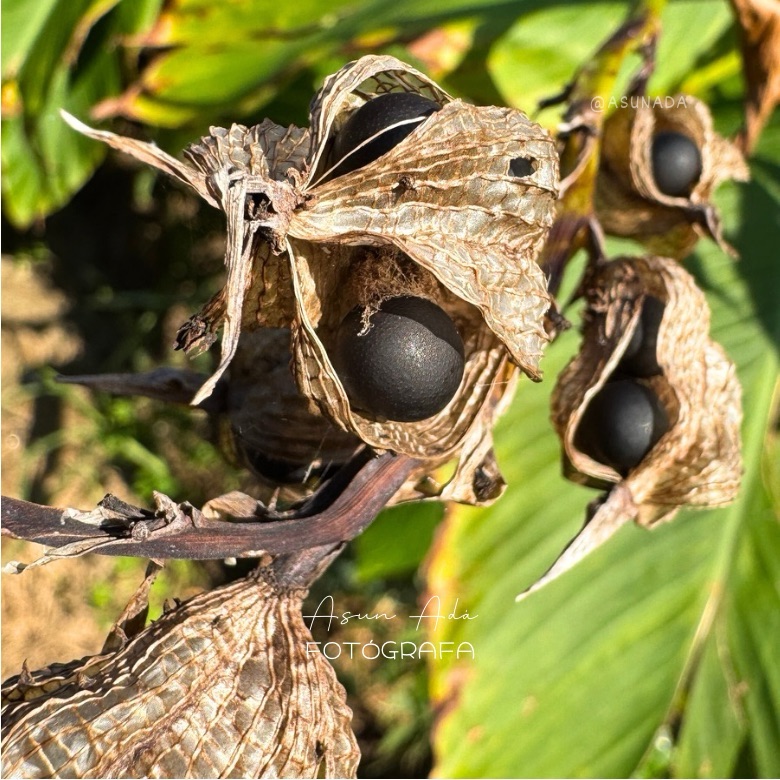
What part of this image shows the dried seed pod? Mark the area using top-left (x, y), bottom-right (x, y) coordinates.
top-left (63, 54), bottom-right (559, 500)
top-left (2, 567), bottom-right (360, 778)
top-left (552, 254), bottom-right (742, 526)
top-left (519, 254), bottom-right (743, 600)
top-left (594, 96), bottom-right (749, 258)
top-left (224, 328), bottom-right (362, 489)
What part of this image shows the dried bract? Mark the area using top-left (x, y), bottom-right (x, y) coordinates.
top-left (2, 568), bottom-right (359, 778)
top-left (594, 96), bottom-right (748, 257)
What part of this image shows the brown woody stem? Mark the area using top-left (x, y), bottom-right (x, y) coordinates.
top-left (1, 451), bottom-right (419, 562)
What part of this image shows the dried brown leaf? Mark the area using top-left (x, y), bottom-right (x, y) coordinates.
top-left (730, 0), bottom-right (780, 152)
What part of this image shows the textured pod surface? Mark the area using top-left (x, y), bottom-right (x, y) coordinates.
top-left (551, 255), bottom-right (742, 525)
top-left (1, 571), bottom-right (359, 778)
top-left (225, 328), bottom-right (361, 490)
top-left (594, 96), bottom-right (748, 257)
top-left (520, 254), bottom-right (744, 599)
top-left (287, 56), bottom-right (557, 463)
top-left (62, 53), bottom-right (559, 499)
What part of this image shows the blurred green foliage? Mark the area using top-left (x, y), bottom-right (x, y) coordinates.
top-left (1, 0), bottom-right (778, 777)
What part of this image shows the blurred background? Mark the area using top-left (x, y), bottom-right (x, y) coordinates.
top-left (2, 0), bottom-right (778, 777)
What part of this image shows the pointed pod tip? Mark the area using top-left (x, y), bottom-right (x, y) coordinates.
top-left (60, 109), bottom-right (85, 131)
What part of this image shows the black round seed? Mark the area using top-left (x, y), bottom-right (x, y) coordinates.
top-left (619, 295), bottom-right (665, 377)
top-left (326, 92), bottom-right (440, 180)
top-left (650, 130), bottom-right (702, 197)
top-left (333, 296), bottom-right (465, 423)
top-left (574, 379), bottom-right (669, 475)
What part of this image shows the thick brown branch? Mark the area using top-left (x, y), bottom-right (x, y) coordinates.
top-left (1, 451), bottom-right (418, 561)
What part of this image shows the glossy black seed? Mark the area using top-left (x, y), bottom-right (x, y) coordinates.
top-left (327, 92), bottom-right (440, 180)
top-left (574, 379), bottom-right (669, 475)
top-left (650, 131), bottom-right (702, 197)
top-left (619, 295), bottom-right (665, 377)
top-left (333, 296), bottom-right (465, 422)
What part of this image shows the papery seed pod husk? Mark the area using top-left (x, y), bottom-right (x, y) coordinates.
top-left (62, 54), bottom-right (559, 501)
top-left (280, 55), bottom-right (558, 463)
top-left (1, 567), bottom-right (359, 778)
top-left (730, 0), bottom-right (780, 152)
top-left (594, 96), bottom-right (749, 258)
top-left (551, 255), bottom-right (742, 527)
top-left (223, 327), bottom-right (363, 491)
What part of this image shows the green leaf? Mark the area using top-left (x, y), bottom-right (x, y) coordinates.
top-left (354, 502), bottom-right (443, 583)
top-left (111, 0), bottom-right (576, 127)
top-left (0, 0), bottom-right (161, 227)
top-left (1, 49), bottom-right (116, 227)
top-left (488, 3), bottom-right (628, 112)
top-left (428, 122), bottom-right (780, 777)
top-left (649, 0), bottom-right (735, 96)
top-left (15, 0), bottom-right (94, 116)
top-left (673, 636), bottom-right (745, 778)
top-left (488, 0), bottom-right (735, 119)
top-left (1, 0), bottom-right (61, 77)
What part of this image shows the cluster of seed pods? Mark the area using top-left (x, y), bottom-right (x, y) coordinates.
top-left (527, 90), bottom-right (747, 595)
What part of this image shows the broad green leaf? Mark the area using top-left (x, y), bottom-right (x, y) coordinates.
top-left (673, 636), bottom-right (746, 778)
top-left (649, 0), bottom-right (735, 96)
top-left (110, 0), bottom-right (568, 127)
top-left (488, 0), bottom-right (735, 120)
top-left (1, 1), bottom-right (159, 227)
top-left (1, 0), bottom-right (61, 77)
top-left (1, 53), bottom-right (115, 227)
top-left (428, 121), bottom-right (780, 777)
top-left (488, 3), bottom-right (628, 113)
top-left (353, 502), bottom-right (443, 584)
top-left (15, 0), bottom-right (94, 116)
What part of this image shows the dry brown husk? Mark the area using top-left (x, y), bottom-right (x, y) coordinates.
top-left (519, 254), bottom-right (743, 600)
top-left (594, 96), bottom-right (749, 257)
top-left (63, 54), bottom-right (559, 502)
top-left (223, 327), bottom-right (363, 489)
top-left (1, 566), bottom-right (359, 778)
top-left (552, 254), bottom-right (742, 525)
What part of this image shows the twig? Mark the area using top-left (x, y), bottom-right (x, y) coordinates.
top-left (2, 451), bottom-right (419, 564)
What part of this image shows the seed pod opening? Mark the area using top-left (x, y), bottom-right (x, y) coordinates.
top-left (595, 96), bottom-right (749, 258)
top-left (322, 91), bottom-right (442, 182)
top-left (306, 56), bottom-right (452, 188)
top-left (552, 255), bottom-right (742, 526)
top-left (289, 243), bottom-right (511, 461)
top-left (285, 55), bottom-right (558, 464)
